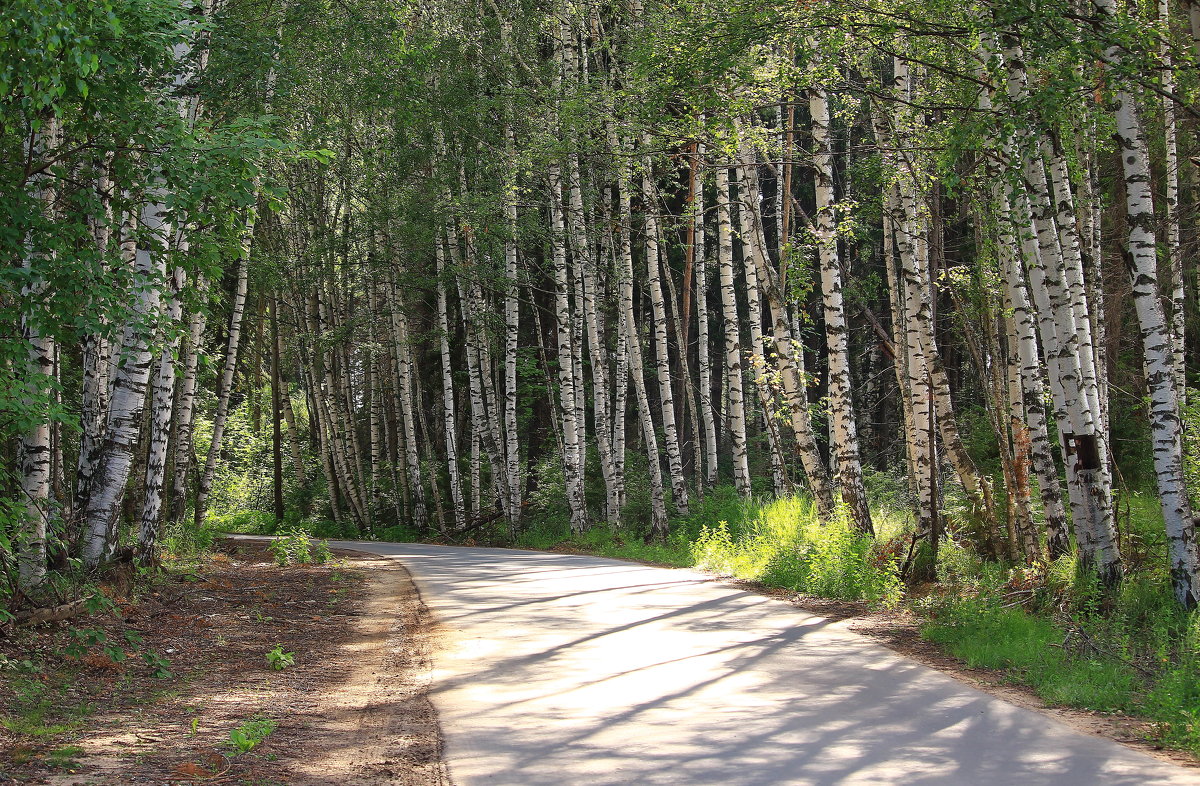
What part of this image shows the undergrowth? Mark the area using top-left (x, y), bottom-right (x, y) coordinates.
top-left (922, 534), bottom-right (1200, 754)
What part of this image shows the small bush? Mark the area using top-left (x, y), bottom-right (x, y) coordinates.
top-left (691, 497), bottom-right (902, 603)
top-left (268, 528), bottom-right (312, 566)
top-left (161, 522), bottom-right (220, 561)
top-left (206, 511), bottom-right (279, 535)
top-left (265, 646), bottom-right (295, 671)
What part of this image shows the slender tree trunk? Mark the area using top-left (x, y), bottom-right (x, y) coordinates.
top-left (1001, 33), bottom-right (1121, 585)
top-left (1096, 0), bottom-right (1199, 605)
top-left (194, 219), bottom-right (252, 528)
top-left (715, 161), bottom-right (752, 496)
top-left (436, 234), bottom-right (466, 528)
top-left (503, 147), bottom-right (523, 534)
top-left (811, 78), bottom-right (873, 534)
top-left (616, 144), bottom-right (669, 535)
top-left (17, 118), bottom-right (58, 588)
top-left (82, 200), bottom-right (167, 567)
top-left (871, 95), bottom-right (936, 556)
top-left (75, 155), bottom-right (114, 525)
top-left (642, 151), bottom-right (689, 514)
top-left (996, 188), bottom-right (1070, 558)
top-left (735, 140), bottom-right (791, 497)
top-left (1160, 0), bottom-right (1186, 403)
top-left (693, 146), bottom-right (719, 489)
top-left (169, 293), bottom-right (207, 523)
top-left (550, 163), bottom-right (589, 533)
top-left (388, 279), bottom-right (428, 531)
top-left (270, 296), bottom-right (285, 524)
top-left (137, 265), bottom-right (186, 561)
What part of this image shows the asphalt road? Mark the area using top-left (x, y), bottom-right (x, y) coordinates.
top-left (323, 541), bottom-right (1197, 785)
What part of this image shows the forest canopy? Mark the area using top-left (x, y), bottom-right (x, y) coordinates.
top-left (3, 0), bottom-right (1200, 614)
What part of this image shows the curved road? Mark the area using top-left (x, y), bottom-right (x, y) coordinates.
top-left (325, 541), bottom-right (1196, 785)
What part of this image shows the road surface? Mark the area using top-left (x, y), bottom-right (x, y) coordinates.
top-left (324, 541), bottom-right (1196, 785)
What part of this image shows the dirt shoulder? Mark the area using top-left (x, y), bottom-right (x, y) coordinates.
top-left (719, 577), bottom-right (1200, 772)
top-left (0, 541), bottom-right (449, 785)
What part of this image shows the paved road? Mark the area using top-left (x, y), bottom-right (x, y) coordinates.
top-left (324, 541), bottom-right (1197, 785)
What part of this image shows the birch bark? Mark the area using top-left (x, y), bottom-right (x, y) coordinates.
top-left (642, 153), bottom-right (689, 514)
top-left (137, 265), bottom-right (186, 560)
top-left (811, 78), bottom-right (873, 534)
top-left (616, 146), bottom-right (669, 535)
top-left (715, 161), bottom-right (752, 497)
top-left (82, 200), bottom-right (167, 567)
top-left (1095, 0), bottom-right (1199, 605)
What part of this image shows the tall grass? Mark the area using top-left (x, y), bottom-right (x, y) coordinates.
top-left (691, 497), bottom-right (903, 604)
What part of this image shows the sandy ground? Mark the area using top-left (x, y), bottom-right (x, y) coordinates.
top-left (0, 542), bottom-right (448, 785)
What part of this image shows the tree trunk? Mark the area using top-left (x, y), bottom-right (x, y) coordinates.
top-left (137, 265), bottom-right (186, 561)
top-left (642, 151), bottom-right (689, 514)
top-left (810, 78), bottom-right (873, 534)
top-left (715, 160), bottom-right (752, 497)
top-left (1096, 0), bottom-right (1199, 605)
top-left (82, 200), bottom-right (167, 567)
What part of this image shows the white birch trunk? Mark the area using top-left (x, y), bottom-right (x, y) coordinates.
top-left (1001, 34), bottom-right (1121, 584)
top-left (715, 161), bottom-right (752, 497)
top-left (1096, 0), bottom-right (1199, 605)
top-left (388, 278), bottom-right (428, 531)
top-left (137, 265), bottom-right (186, 560)
top-left (642, 152), bottom-right (689, 514)
top-left (870, 94), bottom-right (936, 550)
top-left (615, 144), bottom-right (669, 535)
top-left (82, 200), bottom-right (167, 567)
top-left (193, 228), bottom-right (251, 527)
top-left (1160, 0), bottom-right (1186, 403)
top-left (811, 79), bottom-right (873, 534)
top-left (734, 141), bottom-right (790, 497)
top-left (550, 163), bottom-right (589, 533)
top-left (693, 146), bottom-right (719, 490)
top-left (504, 148), bottom-right (523, 532)
top-left (17, 118), bottom-right (58, 588)
top-left (436, 234), bottom-right (466, 528)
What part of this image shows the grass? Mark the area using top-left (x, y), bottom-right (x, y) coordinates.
top-left (688, 496), bottom-right (905, 603)
top-left (920, 598), bottom-right (1136, 710)
top-left (0, 672), bottom-right (93, 740)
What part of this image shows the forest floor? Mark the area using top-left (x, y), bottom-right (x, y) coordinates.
top-left (719, 578), bottom-right (1200, 771)
top-left (0, 541), bottom-right (448, 785)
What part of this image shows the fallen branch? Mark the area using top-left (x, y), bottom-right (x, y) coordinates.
top-left (12, 598), bottom-right (92, 627)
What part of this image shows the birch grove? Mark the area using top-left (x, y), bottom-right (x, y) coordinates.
top-left (5, 0), bottom-right (1200, 612)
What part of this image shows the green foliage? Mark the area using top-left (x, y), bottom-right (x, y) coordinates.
top-left (268, 527), bottom-right (332, 566)
top-left (227, 717), bottom-right (276, 755)
top-left (377, 524), bottom-right (422, 543)
top-left (921, 599), bottom-right (1135, 711)
top-left (265, 645), bottom-right (295, 671)
top-left (161, 521), bottom-right (221, 563)
top-left (268, 528), bottom-right (313, 566)
top-left (691, 496), bottom-right (903, 604)
top-left (922, 528), bottom-right (1200, 754)
top-left (141, 650), bottom-right (172, 679)
top-left (0, 667), bottom-right (93, 740)
top-left (206, 511), bottom-right (281, 535)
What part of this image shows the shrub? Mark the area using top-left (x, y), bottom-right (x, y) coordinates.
top-left (691, 496), bottom-right (902, 603)
top-left (268, 528), bottom-right (312, 566)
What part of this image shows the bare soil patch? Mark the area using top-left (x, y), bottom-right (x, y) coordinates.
top-left (0, 540), bottom-right (448, 785)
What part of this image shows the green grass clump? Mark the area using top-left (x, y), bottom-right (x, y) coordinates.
top-left (921, 598), bottom-right (1135, 711)
top-left (691, 497), bottom-right (902, 603)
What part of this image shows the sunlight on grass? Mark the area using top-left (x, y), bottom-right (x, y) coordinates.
top-left (690, 496), bottom-right (904, 604)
